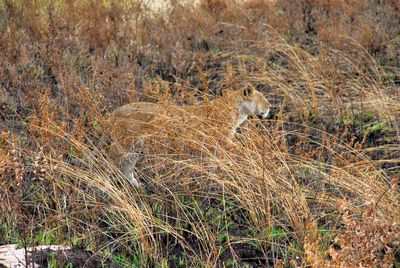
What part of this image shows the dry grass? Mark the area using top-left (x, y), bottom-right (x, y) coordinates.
top-left (1, 0), bottom-right (399, 266)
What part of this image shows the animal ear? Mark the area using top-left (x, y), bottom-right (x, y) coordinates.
top-left (243, 84), bottom-right (254, 96)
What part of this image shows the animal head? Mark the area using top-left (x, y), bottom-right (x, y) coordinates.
top-left (238, 84), bottom-right (270, 119)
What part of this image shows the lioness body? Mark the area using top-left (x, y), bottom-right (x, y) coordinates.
top-left (108, 86), bottom-right (270, 186)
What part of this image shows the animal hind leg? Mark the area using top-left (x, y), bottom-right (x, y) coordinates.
top-left (119, 139), bottom-right (146, 187)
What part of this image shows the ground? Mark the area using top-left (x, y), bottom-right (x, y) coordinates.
top-left (0, 0), bottom-right (399, 267)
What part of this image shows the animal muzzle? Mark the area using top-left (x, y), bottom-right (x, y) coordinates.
top-left (257, 108), bottom-right (270, 119)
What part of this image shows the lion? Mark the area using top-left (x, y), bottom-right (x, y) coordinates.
top-left (107, 84), bottom-right (271, 186)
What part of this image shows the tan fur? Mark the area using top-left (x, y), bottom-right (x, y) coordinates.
top-left (107, 86), bottom-right (270, 186)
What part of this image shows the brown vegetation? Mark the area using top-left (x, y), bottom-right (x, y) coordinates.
top-left (0, 0), bottom-right (399, 266)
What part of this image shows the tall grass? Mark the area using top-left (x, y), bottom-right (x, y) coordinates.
top-left (1, 0), bottom-right (399, 266)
